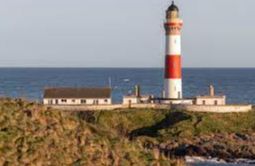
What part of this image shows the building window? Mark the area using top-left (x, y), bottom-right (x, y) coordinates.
top-left (81, 99), bottom-right (86, 104)
top-left (104, 99), bottom-right (108, 103)
top-left (72, 99), bottom-right (75, 103)
top-left (93, 100), bottom-right (99, 105)
top-left (214, 100), bottom-right (218, 105)
top-left (61, 99), bottom-right (67, 103)
top-left (202, 100), bottom-right (206, 105)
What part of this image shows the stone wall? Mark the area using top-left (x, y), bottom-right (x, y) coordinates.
top-left (172, 104), bottom-right (253, 113)
top-left (45, 103), bottom-right (252, 113)
top-left (46, 103), bottom-right (171, 111)
top-left (47, 104), bottom-right (123, 111)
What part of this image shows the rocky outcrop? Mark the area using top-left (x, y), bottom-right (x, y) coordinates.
top-left (143, 133), bottom-right (255, 160)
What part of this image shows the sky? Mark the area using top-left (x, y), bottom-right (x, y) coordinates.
top-left (0, 0), bottom-right (255, 68)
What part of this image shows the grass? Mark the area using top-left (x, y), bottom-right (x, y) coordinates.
top-left (95, 109), bottom-right (170, 136)
top-left (78, 109), bottom-right (255, 142)
top-left (0, 99), bottom-right (182, 166)
top-left (2, 98), bottom-right (254, 165)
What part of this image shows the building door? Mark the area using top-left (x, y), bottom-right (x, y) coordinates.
top-left (178, 91), bottom-right (181, 99)
top-left (128, 100), bottom-right (131, 109)
top-left (48, 100), bottom-right (53, 105)
top-left (55, 99), bottom-right (58, 105)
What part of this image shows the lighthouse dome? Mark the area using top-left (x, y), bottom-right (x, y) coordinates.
top-left (167, 1), bottom-right (179, 12)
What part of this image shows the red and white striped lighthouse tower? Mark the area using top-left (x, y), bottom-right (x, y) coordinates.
top-left (164, 1), bottom-right (183, 99)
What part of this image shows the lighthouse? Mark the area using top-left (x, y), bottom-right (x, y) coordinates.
top-left (164, 1), bottom-right (183, 99)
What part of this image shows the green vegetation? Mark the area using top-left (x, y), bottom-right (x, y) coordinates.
top-left (85, 109), bottom-right (255, 140)
top-left (0, 99), bottom-right (182, 166)
top-left (1, 99), bottom-right (255, 165)
top-left (78, 108), bottom-right (255, 159)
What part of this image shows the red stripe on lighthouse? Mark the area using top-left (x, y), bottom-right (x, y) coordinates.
top-left (165, 22), bottom-right (183, 27)
top-left (165, 55), bottom-right (182, 79)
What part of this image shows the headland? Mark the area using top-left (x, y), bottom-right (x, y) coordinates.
top-left (1, 98), bottom-right (255, 165)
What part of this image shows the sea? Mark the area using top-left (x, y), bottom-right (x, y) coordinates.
top-left (0, 68), bottom-right (254, 104)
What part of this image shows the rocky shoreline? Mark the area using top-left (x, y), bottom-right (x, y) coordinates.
top-left (185, 156), bottom-right (255, 165)
top-left (143, 133), bottom-right (255, 162)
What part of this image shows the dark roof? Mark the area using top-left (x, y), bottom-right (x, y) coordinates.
top-left (44, 87), bottom-right (111, 99)
top-left (167, 1), bottom-right (179, 12)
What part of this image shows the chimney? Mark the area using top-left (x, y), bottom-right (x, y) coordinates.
top-left (209, 85), bottom-right (215, 96)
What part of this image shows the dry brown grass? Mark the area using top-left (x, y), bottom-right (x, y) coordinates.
top-left (0, 99), bottom-right (183, 166)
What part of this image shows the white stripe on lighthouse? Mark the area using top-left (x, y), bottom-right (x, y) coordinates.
top-left (166, 35), bottom-right (181, 55)
top-left (164, 79), bottom-right (182, 99)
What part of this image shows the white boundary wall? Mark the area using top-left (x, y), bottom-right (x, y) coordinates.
top-left (46, 104), bottom-right (171, 111)
top-left (172, 104), bottom-right (252, 113)
top-left (44, 103), bottom-right (252, 113)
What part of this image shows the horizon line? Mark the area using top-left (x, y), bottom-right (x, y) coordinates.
top-left (0, 67), bottom-right (254, 69)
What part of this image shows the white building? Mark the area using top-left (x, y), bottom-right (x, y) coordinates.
top-left (123, 95), bottom-right (153, 105)
top-left (122, 85), bottom-right (154, 105)
top-left (194, 96), bottom-right (226, 106)
top-left (43, 87), bottom-right (112, 105)
top-left (193, 85), bottom-right (226, 106)
top-left (159, 85), bottom-right (226, 106)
